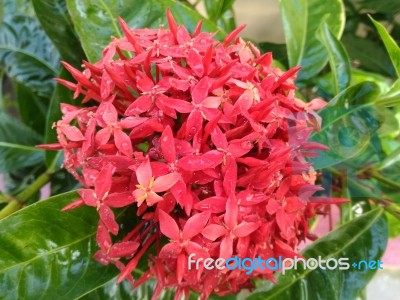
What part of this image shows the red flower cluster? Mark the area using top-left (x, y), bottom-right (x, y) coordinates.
top-left (41, 11), bottom-right (345, 299)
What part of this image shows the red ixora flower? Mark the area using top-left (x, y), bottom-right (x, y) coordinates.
top-left (38, 9), bottom-right (347, 300)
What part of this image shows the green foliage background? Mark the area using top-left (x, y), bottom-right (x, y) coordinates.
top-left (0, 0), bottom-right (399, 299)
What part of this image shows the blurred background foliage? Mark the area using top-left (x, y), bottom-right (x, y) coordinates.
top-left (0, 0), bottom-right (399, 299)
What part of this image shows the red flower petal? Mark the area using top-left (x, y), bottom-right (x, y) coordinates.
top-left (158, 209), bottom-right (180, 240)
top-left (201, 224), bottom-right (226, 241)
top-left (191, 77), bottom-right (209, 104)
top-left (234, 222), bottom-right (259, 237)
top-left (95, 164), bottom-right (115, 200)
top-left (153, 173), bottom-right (181, 193)
top-left (96, 221), bottom-right (112, 252)
top-left (78, 189), bottom-right (97, 207)
top-left (105, 192), bottom-right (135, 207)
top-left (182, 211), bottom-right (210, 239)
top-left (114, 129), bottom-right (133, 157)
top-left (219, 235), bottom-right (233, 259)
top-left (136, 159), bottom-right (153, 187)
top-left (99, 205), bottom-right (119, 235)
top-left (61, 125), bottom-right (85, 141)
top-left (160, 126), bottom-right (176, 163)
top-left (109, 241), bottom-right (140, 258)
top-left (224, 193), bottom-right (238, 230)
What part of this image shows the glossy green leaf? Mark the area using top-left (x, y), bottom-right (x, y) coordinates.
top-left (317, 22), bottom-right (350, 94)
top-left (0, 15), bottom-right (60, 96)
top-left (279, 0), bottom-right (307, 69)
top-left (204, 0), bottom-right (234, 21)
top-left (0, 111), bottom-right (44, 172)
top-left (370, 17), bottom-right (400, 77)
top-left (378, 146), bottom-right (400, 170)
top-left (247, 208), bottom-right (388, 300)
top-left (280, 0), bottom-right (345, 81)
top-left (81, 279), bottom-right (165, 300)
top-left (0, 191), bottom-right (125, 299)
top-left (32, 0), bottom-right (86, 67)
top-left (376, 79), bottom-right (400, 106)
top-left (350, 69), bottom-right (390, 94)
top-left (310, 82), bottom-right (381, 169)
top-left (66, 0), bottom-right (224, 63)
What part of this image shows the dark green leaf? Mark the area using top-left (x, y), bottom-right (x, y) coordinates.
top-left (317, 22), bottom-right (350, 94)
top-left (0, 111), bottom-right (44, 172)
top-left (81, 279), bottom-right (160, 300)
top-left (258, 42), bottom-right (288, 68)
top-left (310, 82), bottom-right (381, 169)
top-left (355, 0), bottom-right (400, 15)
top-left (247, 208), bottom-right (388, 300)
top-left (66, 0), bottom-right (224, 63)
top-left (370, 17), bottom-right (400, 77)
top-left (44, 68), bottom-right (75, 167)
top-left (0, 191), bottom-right (124, 300)
top-left (280, 0), bottom-right (345, 81)
top-left (0, 141), bottom-right (44, 173)
top-left (32, 0), bottom-right (86, 67)
top-left (0, 15), bottom-right (59, 96)
top-left (14, 82), bottom-right (48, 134)
top-left (342, 34), bottom-right (396, 77)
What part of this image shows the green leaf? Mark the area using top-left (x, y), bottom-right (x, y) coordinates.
top-left (342, 34), bottom-right (396, 78)
top-left (310, 82), bottom-right (381, 169)
top-left (0, 15), bottom-right (60, 96)
top-left (354, 0), bottom-right (400, 14)
top-left (0, 0), bottom-right (35, 21)
top-left (386, 212), bottom-right (400, 238)
top-left (0, 142), bottom-right (44, 173)
top-left (0, 111), bottom-right (44, 172)
top-left (370, 17), bottom-right (400, 77)
top-left (32, 0), bottom-right (86, 67)
top-left (81, 279), bottom-right (163, 300)
top-left (378, 146), bottom-right (400, 170)
top-left (66, 0), bottom-right (224, 63)
top-left (14, 82), bottom-right (48, 134)
top-left (280, 0), bottom-right (345, 81)
top-left (44, 68), bottom-right (75, 167)
top-left (350, 69), bottom-right (391, 94)
top-left (376, 79), bottom-right (400, 106)
top-left (0, 191), bottom-right (124, 299)
top-left (204, 0), bottom-right (234, 21)
top-left (247, 208), bottom-right (388, 300)
top-left (317, 22), bottom-right (350, 94)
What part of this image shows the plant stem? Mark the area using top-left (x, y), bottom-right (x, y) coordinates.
top-left (0, 171), bottom-right (52, 220)
top-left (16, 172), bottom-right (51, 201)
top-left (369, 170), bottom-right (400, 190)
top-left (0, 200), bottom-right (21, 219)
